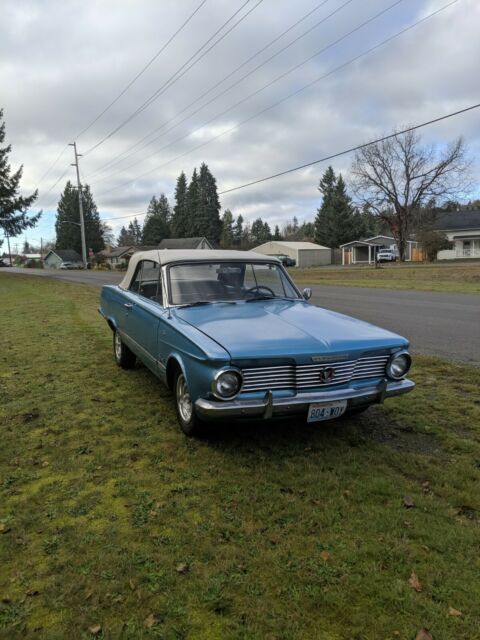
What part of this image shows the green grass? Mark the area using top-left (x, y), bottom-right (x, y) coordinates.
top-left (291, 262), bottom-right (480, 294)
top-left (1, 273), bottom-right (480, 639)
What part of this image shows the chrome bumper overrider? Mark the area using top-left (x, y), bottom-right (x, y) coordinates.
top-left (195, 378), bottom-right (415, 420)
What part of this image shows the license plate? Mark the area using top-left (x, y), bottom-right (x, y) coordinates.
top-left (307, 400), bottom-right (347, 423)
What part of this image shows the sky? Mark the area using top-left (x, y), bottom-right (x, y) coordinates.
top-left (1, 0), bottom-right (479, 251)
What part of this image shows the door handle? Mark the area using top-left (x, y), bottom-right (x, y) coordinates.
top-left (123, 303), bottom-right (133, 309)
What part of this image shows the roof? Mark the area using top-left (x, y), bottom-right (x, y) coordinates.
top-left (45, 249), bottom-right (82, 261)
top-left (118, 249), bottom-right (280, 289)
top-left (254, 241), bottom-right (330, 250)
top-left (431, 210), bottom-right (480, 231)
top-left (158, 237), bottom-right (212, 249)
top-left (100, 246), bottom-right (134, 258)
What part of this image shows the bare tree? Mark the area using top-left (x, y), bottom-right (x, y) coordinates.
top-left (350, 130), bottom-right (470, 260)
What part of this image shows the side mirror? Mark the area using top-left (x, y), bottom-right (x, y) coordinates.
top-left (302, 287), bottom-right (312, 301)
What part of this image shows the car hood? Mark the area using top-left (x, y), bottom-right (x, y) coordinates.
top-left (174, 299), bottom-right (408, 361)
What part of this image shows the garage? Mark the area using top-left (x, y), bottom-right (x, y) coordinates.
top-left (251, 241), bottom-right (331, 267)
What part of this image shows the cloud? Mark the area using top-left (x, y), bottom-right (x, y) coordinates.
top-left (1, 0), bottom-right (478, 246)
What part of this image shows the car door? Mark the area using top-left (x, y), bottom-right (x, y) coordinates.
top-left (122, 260), bottom-right (164, 374)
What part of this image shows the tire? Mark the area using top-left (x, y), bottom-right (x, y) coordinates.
top-left (113, 329), bottom-right (136, 369)
top-left (174, 370), bottom-right (205, 437)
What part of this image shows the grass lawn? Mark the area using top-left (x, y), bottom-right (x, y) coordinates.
top-left (291, 262), bottom-right (480, 294)
top-left (1, 274), bottom-right (479, 639)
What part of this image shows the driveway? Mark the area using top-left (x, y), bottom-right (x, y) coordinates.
top-left (3, 268), bottom-right (479, 365)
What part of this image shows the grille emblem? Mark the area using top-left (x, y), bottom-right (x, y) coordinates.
top-left (318, 367), bottom-right (335, 383)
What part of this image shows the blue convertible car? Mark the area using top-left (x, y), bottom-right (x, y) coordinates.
top-left (99, 250), bottom-right (414, 435)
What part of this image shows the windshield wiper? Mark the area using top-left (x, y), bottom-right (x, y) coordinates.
top-left (177, 300), bottom-right (214, 308)
top-left (177, 300), bottom-right (237, 308)
top-left (245, 295), bottom-right (277, 302)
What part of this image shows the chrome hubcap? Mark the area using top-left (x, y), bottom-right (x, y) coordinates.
top-left (176, 374), bottom-right (193, 422)
top-left (114, 332), bottom-right (122, 360)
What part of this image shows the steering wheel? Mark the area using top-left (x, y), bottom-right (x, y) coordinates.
top-left (246, 285), bottom-right (276, 297)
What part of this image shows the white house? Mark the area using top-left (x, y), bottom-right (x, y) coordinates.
top-left (251, 240), bottom-right (331, 267)
top-left (432, 210), bottom-right (480, 259)
top-left (340, 236), bottom-right (421, 265)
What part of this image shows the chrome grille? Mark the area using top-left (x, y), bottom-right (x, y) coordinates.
top-left (241, 356), bottom-right (389, 392)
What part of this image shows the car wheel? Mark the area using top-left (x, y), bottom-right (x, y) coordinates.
top-left (174, 370), bottom-right (205, 436)
top-left (113, 329), bottom-right (136, 369)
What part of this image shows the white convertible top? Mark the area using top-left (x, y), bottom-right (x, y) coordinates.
top-left (118, 249), bottom-right (280, 289)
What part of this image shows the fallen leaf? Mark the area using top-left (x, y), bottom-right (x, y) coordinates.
top-left (26, 589), bottom-right (39, 597)
top-left (408, 570), bottom-right (423, 592)
top-left (0, 524), bottom-right (11, 534)
top-left (144, 613), bottom-right (157, 628)
top-left (176, 562), bottom-right (189, 574)
top-left (320, 550), bottom-right (330, 561)
top-left (403, 495), bottom-right (415, 508)
top-left (128, 579), bottom-right (136, 591)
top-left (415, 629), bottom-right (432, 640)
top-left (84, 590), bottom-right (93, 601)
top-left (448, 607), bottom-right (463, 617)
top-left (88, 624), bottom-right (101, 636)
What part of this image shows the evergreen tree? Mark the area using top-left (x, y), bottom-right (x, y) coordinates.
top-left (0, 109), bottom-right (39, 258)
top-left (185, 168), bottom-right (200, 233)
top-left (128, 217), bottom-right (142, 245)
top-left (117, 225), bottom-right (135, 247)
top-left (314, 166), bottom-right (359, 247)
top-left (196, 163), bottom-right (222, 243)
top-left (171, 171), bottom-right (188, 237)
top-left (273, 225), bottom-right (282, 240)
top-left (220, 209), bottom-right (234, 248)
top-left (142, 194), bottom-right (171, 245)
top-left (251, 218), bottom-right (271, 245)
top-left (55, 181), bottom-right (104, 254)
top-left (233, 215), bottom-right (244, 246)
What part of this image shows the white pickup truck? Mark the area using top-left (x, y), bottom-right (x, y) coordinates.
top-left (376, 249), bottom-right (397, 263)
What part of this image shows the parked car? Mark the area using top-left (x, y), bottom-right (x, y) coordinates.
top-left (0, 259), bottom-right (11, 267)
top-left (274, 253), bottom-right (296, 267)
top-left (60, 261), bottom-right (83, 269)
top-left (376, 249), bottom-right (397, 263)
top-left (99, 250), bottom-right (414, 435)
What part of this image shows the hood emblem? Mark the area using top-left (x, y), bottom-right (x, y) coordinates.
top-left (318, 367), bottom-right (335, 383)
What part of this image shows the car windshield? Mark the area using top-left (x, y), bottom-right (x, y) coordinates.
top-left (168, 261), bottom-right (300, 306)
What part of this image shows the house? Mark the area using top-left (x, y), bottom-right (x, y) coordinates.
top-left (431, 210), bottom-right (480, 260)
top-left (98, 246), bottom-right (135, 267)
top-left (158, 237), bottom-right (213, 250)
top-left (340, 236), bottom-right (422, 265)
top-left (44, 249), bottom-right (83, 269)
top-left (99, 245), bottom-right (161, 267)
top-left (251, 241), bottom-right (331, 267)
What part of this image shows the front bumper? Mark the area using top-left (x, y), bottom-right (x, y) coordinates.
top-left (195, 378), bottom-right (414, 420)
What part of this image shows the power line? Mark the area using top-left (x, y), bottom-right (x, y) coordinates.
top-left (96, 101), bottom-right (480, 221)
top-left (97, 0), bottom-right (436, 197)
top-left (219, 103), bottom-right (480, 194)
top-left (93, 0), bottom-right (395, 186)
top-left (86, 0), bottom-right (338, 179)
top-left (74, 0), bottom-right (208, 140)
top-left (33, 144), bottom-right (69, 192)
top-left (82, 0), bottom-right (263, 157)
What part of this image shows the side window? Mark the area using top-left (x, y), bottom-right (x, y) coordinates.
top-left (129, 263), bottom-right (143, 293)
top-left (138, 260), bottom-right (162, 304)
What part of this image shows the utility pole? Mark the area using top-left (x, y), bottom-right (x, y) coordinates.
top-left (6, 232), bottom-right (12, 266)
top-left (69, 141), bottom-right (87, 267)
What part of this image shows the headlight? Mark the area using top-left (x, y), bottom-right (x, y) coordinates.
top-left (213, 369), bottom-right (242, 399)
top-left (386, 351), bottom-right (411, 379)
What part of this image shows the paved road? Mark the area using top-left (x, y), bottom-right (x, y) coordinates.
top-left (3, 267), bottom-right (479, 365)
